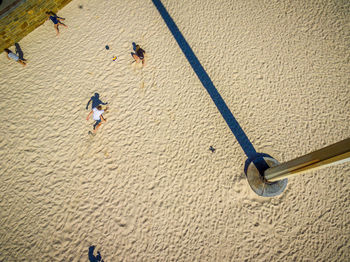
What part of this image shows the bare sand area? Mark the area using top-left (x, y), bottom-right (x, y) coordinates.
top-left (0, 0), bottom-right (349, 261)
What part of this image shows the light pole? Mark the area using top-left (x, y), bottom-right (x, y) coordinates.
top-left (264, 138), bottom-right (350, 182)
top-left (244, 138), bottom-right (350, 197)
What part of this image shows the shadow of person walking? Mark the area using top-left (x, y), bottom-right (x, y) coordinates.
top-left (88, 246), bottom-right (104, 262)
top-left (86, 93), bottom-right (108, 110)
top-left (14, 43), bottom-right (26, 61)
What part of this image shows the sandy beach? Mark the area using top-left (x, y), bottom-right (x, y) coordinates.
top-left (0, 0), bottom-right (349, 261)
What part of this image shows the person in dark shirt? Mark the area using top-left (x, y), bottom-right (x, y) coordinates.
top-left (131, 44), bottom-right (146, 66)
top-left (46, 11), bottom-right (68, 36)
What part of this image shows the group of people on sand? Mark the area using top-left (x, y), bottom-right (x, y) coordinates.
top-left (5, 11), bottom-right (147, 66)
top-left (4, 11), bottom-right (147, 135)
top-left (4, 12), bottom-right (67, 66)
top-left (84, 42), bottom-right (146, 135)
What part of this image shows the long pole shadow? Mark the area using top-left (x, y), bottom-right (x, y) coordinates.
top-left (152, 0), bottom-right (257, 158)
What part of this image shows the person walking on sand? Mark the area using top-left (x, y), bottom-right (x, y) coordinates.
top-left (131, 43), bottom-right (146, 66)
top-left (46, 11), bottom-right (68, 36)
top-left (86, 105), bottom-right (108, 134)
top-left (4, 48), bottom-right (27, 66)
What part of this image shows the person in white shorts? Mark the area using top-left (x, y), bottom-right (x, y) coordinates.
top-left (86, 105), bottom-right (108, 134)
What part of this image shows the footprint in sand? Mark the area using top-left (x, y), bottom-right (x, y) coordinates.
top-left (140, 81), bottom-right (144, 88)
top-left (131, 62), bottom-right (142, 70)
top-left (88, 131), bottom-right (96, 137)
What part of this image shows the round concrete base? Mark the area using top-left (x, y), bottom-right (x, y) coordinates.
top-left (244, 154), bottom-right (287, 197)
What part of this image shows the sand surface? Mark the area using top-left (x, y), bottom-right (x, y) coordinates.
top-left (0, 0), bottom-right (349, 261)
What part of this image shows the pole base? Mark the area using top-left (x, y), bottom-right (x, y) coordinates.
top-left (244, 153), bottom-right (288, 197)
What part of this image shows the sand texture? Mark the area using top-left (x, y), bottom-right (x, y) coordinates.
top-left (0, 0), bottom-right (349, 261)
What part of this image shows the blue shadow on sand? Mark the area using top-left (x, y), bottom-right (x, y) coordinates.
top-left (86, 93), bottom-right (108, 110)
top-left (152, 0), bottom-right (257, 158)
top-left (88, 246), bottom-right (104, 262)
top-left (15, 43), bottom-right (26, 61)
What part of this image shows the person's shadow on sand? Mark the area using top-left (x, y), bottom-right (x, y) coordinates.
top-left (86, 93), bottom-right (108, 110)
top-left (88, 246), bottom-right (104, 262)
top-left (15, 43), bottom-right (27, 61)
top-left (132, 42), bottom-right (137, 51)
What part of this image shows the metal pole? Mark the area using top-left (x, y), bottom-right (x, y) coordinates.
top-left (264, 138), bottom-right (350, 182)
